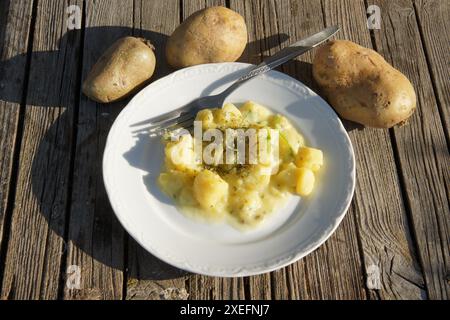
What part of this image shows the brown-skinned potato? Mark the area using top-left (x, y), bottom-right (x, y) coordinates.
top-left (313, 40), bottom-right (416, 128)
top-left (82, 36), bottom-right (156, 103)
top-left (166, 6), bottom-right (247, 69)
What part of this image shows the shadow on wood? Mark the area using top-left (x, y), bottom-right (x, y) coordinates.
top-left (0, 25), bottom-right (293, 281)
top-left (0, 26), bottom-right (186, 281)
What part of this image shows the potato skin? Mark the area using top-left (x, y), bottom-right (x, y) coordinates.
top-left (313, 40), bottom-right (416, 128)
top-left (166, 6), bottom-right (247, 68)
top-left (82, 37), bottom-right (156, 103)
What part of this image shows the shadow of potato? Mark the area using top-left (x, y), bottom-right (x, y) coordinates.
top-left (0, 24), bottom-right (294, 281)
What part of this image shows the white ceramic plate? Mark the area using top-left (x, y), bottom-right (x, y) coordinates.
top-left (103, 62), bottom-right (355, 277)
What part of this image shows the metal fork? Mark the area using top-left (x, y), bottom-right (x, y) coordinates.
top-left (132, 25), bottom-right (339, 136)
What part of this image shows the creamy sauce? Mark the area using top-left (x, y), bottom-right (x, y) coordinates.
top-left (157, 101), bottom-right (309, 230)
top-left (174, 178), bottom-right (291, 230)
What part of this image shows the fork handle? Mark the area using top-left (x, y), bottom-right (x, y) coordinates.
top-left (220, 25), bottom-right (339, 97)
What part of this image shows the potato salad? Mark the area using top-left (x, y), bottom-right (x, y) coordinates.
top-left (157, 101), bottom-right (323, 228)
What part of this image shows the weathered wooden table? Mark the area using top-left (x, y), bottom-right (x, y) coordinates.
top-left (0, 0), bottom-right (448, 300)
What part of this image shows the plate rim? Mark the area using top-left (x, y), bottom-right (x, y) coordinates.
top-left (103, 62), bottom-right (356, 277)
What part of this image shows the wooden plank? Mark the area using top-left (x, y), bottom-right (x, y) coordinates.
top-left (63, 0), bottom-right (134, 300)
top-left (187, 275), bottom-right (246, 300)
top-left (228, 0), bottom-right (280, 300)
top-left (263, 0), bottom-right (327, 300)
top-left (413, 0), bottom-right (449, 140)
top-left (1, 0), bottom-right (82, 299)
top-left (229, 0), bottom-right (368, 299)
top-left (180, 0), bottom-right (249, 300)
top-left (127, 0), bottom-right (247, 301)
top-left (319, 0), bottom-right (426, 300)
top-left (230, 1), bottom-right (287, 299)
top-left (371, 0), bottom-right (449, 300)
top-left (125, 0), bottom-right (189, 300)
top-left (0, 0), bottom-right (34, 267)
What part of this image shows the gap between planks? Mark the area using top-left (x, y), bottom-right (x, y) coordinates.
top-left (0, 0), bottom-right (38, 294)
top-left (57, 0), bottom-right (87, 300)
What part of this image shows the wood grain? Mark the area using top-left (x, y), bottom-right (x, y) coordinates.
top-left (228, 0), bottom-right (368, 299)
top-left (0, 0), bottom-right (34, 265)
top-left (180, 0), bottom-right (248, 301)
top-left (321, 0), bottom-right (426, 300)
top-left (125, 0), bottom-right (189, 300)
top-left (371, 0), bottom-right (449, 300)
top-left (63, 0), bottom-right (134, 300)
top-left (413, 0), bottom-right (449, 140)
top-left (230, 0), bottom-right (290, 300)
top-left (234, 0), bottom-right (292, 300)
top-left (0, 0), bottom-right (446, 301)
top-left (1, 0), bottom-right (82, 299)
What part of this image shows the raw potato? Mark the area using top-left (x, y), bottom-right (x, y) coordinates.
top-left (166, 6), bottom-right (247, 68)
top-left (313, 40), bottom-right (416, 128)
top-left (82, 37), bottom-right (156, 103)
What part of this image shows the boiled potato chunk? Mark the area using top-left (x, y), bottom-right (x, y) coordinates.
top-left (257, 133), bottom-right (280, 174)
top-left (166, 7), bottom-right (247, 68)
top-left (214, 103), bottom-right (242, 127)
top-left (270, 114), bottom-right (304, 154)
top-left (165, 134), bottom-right (200, 172)
top-left (240, 101), bottom-right (272, 123)
top-left (274, 163), bottom-right (298, 192)
top-left (275, 164), bottom-right (316, 196)
top-left (296, 167), bottom-right (315, 196)
top-left (269, 114), bottom-right (290, 129)
top-left (231, 191), bottom-right (262, 223)
top-left (193, 170), bottom-right (229, 210)
top-left (158, 171), bottom-right (194, 199)
top-left (195, 109), bottom-right (216, 129)
top-left (295, 147), bottom-right (323, 172)
top-left (178, 186), bottom-right (197, 206)
top-left (281, 128), bottom-right (304, 154)
top-left (240, 165), bottom-right (271, 191)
